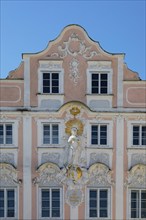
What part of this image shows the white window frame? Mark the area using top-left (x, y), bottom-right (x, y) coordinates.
top-left (87, 187), bottom-right (111, 219)
top-left (37, 119), bottom-right (63, 148)
top-left (88, 120), bottom-right (113, 148)
top-left (0, 121), bottom-right (18, 148)
top-left (42, 72), bottom-right (60, 94)
top-left (91, 72), bottom-right (108, 94)
top-left (91, 124), bottom-right (108, 146)
top-left (39, 187), bottom-right (62, 219)
top-left (86, 70), bottom-right (113, 95)
top-left (38, 61), bottom-right (64, 95)
top-left (43, 123), bottom-right (59, 145)
top-left (127, 121), bottom-right (146, 148)
top-left (128, 189), bottom-right (146, 219)
top-left (0, 188), bottom-right (17, 219)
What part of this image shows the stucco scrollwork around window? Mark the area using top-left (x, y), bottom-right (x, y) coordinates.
top-left (0, 163), bottom-right (20, 186)
top-left (127, 164), bottom-right (146, 188)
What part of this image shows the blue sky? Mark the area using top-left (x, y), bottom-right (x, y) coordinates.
top-left (0, 0), bottom-right (146, 79)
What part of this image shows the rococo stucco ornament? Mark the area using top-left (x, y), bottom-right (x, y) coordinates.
top-left (69, 58), bottom-right (80, 85)
top-left (126, 164), bottom-right (146, 188)
top-left (51, 33), bottom-right (98, 59)
top-left (0, 163), bottom-right (20, 186)
top-left (34, 109), bottom-right (113, 207)
top-left (50, 32), bottom-right (98, 85)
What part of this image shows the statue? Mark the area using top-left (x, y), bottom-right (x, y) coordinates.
top-left (67, 127), bottom-right (81, 167)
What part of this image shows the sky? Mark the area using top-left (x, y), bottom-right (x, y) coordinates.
top-left (0, 0), bottom-right (146, 79)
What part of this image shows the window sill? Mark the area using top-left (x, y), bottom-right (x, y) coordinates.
top-left (37, 145), bottom-right (63, 149)
top-left (86, 145), bottom-right (112, 149)
top-left (86, 93), bottom-right (113, 96)
top-left (127, 146), bottom-right (146, 149)
top-left (0, 145), bottom-right (18, 149)
top-left (37, 93), bottom-right (64, 95)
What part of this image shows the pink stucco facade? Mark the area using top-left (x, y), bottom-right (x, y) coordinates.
top-left (0, 25), bottom-right (146, 220)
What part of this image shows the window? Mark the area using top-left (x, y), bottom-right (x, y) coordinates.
top-left (43, 124), bottom-right (59, 145)
top-left (89, 189), bottom-right (109, 218)
top-left (43, 72), bottom-right (59, 93)
top-left (91, 125), bottom-right (107, 145)
top-left (41, 188), bottom-right (61, 218)
top-left (0, 124), bottom-right (13, 145)
top-left (0, 189), bottom-right (16, 218)
top-left (133, 125), bottom-right (146, 146)
top-left (91, 73), bottom-right (108, 94)
top-left (130, 190), bottom-right (146, 219)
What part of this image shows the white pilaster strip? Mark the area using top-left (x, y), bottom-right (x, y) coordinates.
top-left (70, 206), bottom-right (78, 220)
top-left (24, 57), bottom-right (30, 107)
top-left (117, 56), bottom-right (124, 107)
top-left (116, 115), bottom-right (124, 219)
top-left (23, 115), bottom-right (32, 219)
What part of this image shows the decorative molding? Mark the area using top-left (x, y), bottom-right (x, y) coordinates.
top-left (87, 61), bottom-right (111, 69)
top-left (89, 153), bottom-right (109, 167)
top-left (66, 188), bottom-right (84, 207)
top-left (126, 87), bottom-right (146, 105)
top-left (41, 153), bottom-right (60, 165)
top-left (69, 58), bottom-right (80, 85)
top-left (126, 164), bottom-right (146, 187)
top-left (131, 154), bottom-right (146, 167)
top-left (0, 86), bottom-right (22, 103)
top-left (35, 163), bottom-right (61, 186)
top-left (88, 163), bottom-right (113, 186)
top-left (0, 163), bottom-right (20, 186)
top-left (51, 33), bottom-right (98, 59)
top-left (39, 60), bottom-right (63, 69)
top-left (0, 153), bottom-right (15, 165)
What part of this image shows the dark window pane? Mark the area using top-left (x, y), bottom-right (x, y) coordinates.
top-left (7, 210), bottom-right (14, 217)
top-left (91, 126), bottom-right (98, 145)
top-left (0, 210), bottom-right (4, 217)
top-left (43, 125), bottom-right (50, 144)
top-left (52, 209), bottom-right (60, 217)
top-left (90, 190), bottom-right (97, 198)
top-left (92, 74), bottom-right (99, 94)
top-left (141, 191), bottom-right (146, 218)
top-left (52, 189), bottom-right (60, 198)
top-left (43, 87), bottom-right (50, 93)
top-left (6, 125), bottom-right (12, 144)
top-left (142, 126), bottom-right (146, 145)
top-left (0, 190), bottom-right (4, 198)
top-left (90, 209), bottom-right (97, 217)
top-left (100, 126), bottom-right (107, 145)
top-left (90, 200), bottom-right (97, 208)
top-left (43, 73), bottom-right (50, 79)
top-left (101, 74), bottom-right (107, 80)
top-left (0, 190), bottom-right (4, 218)
top-left (42, 189), bottom-right (50, 217)
top-left (133, 126), bottom-right (140, 145)
top-left (101, 88), bottom-right (107, 94)
top-left (92, 88), bottom-right (99, 93)
top-left (131, 191), bottom-right (139, 218)
top-left (7, 190), bottom-right (14, 198)
top-left (92, 74), bottom-right (99, 80)
top-left (43, 80), bottom-right (50, 86)
top-left (52, 73), bottom-right (59, 80)
top-left (42, 210), bottom-right (50, 217)
top-left (52, 87), bottom-right (59, 93)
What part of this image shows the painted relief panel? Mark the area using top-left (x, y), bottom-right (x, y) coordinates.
top-left (123, 83), bottom-right (146, 107)
top-left (0, 81), bottom-right (24, 107)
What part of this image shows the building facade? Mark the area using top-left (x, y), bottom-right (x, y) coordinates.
top-left (0, 24), bottom-right (146, 220)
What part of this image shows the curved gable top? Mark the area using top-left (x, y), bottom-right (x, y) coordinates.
top-left (22, 24), bottom-right (124, 59)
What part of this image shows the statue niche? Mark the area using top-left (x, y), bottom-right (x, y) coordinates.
top-left (64, 117), bottom-right (85, 170)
